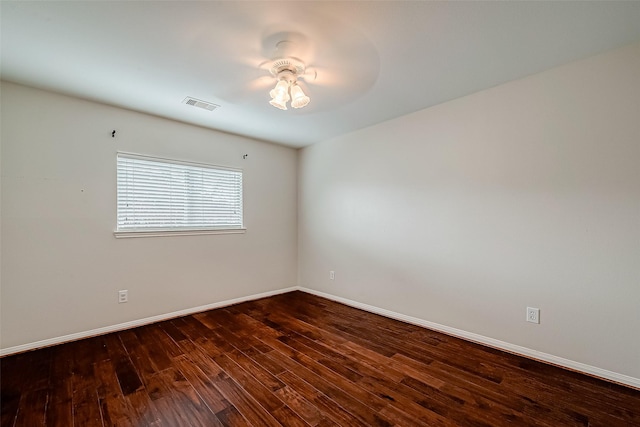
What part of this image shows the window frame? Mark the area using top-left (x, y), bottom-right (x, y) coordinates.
top-left (114, 152), bottom-right (245, 238)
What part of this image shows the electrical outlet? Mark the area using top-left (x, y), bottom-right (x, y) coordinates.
top-left (329, 270), bottom-right (335, 280)
top-left (526, 307), bottom-right (540, 324)
top-left (118, 290), bottom-right (128, 304)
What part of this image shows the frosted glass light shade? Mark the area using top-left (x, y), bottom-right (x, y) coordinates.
top-left (269, 79), bottom-right (289, 99)
top-left (269, 79), bottom-right (290, 110)
top-left (290, 84), bottom-right (310, 109)
top-left (269, 97), bottom-right (288, 110)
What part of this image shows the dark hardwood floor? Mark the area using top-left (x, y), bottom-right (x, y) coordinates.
top-left (1, 291), bottom-right (639, 426)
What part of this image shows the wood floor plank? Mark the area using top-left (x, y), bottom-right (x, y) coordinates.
top-left (124, 389), bottom-right (162, 426)
top-left (13, 388), bottom-right (48, 427)
top-left (226, 349), bottom-right (286, 392)
top-left (94, 359), bottom-right (135, 427)
top-left (145, 325), bottom-right (185, 360)
top-left (134, 328), bottom-right (174, 372)
top-left (149, 368), bottom-right (220, 426)
top-left (213, 376), bottom-right (282, 427)
top-left (174, 339), bottom-right (227, 381)
top-left (213, 353), bottom-right (284, 413)
top-left (119, 329), bottom-right (165, 388)
top-left (271, 405), bottom-right (312, 427)
top-left (102, 334), bottom-right (143, 396)
top-left (263, 346), bottom-right (393, 426)
top-left (2, 291), bottom-right (639, 427)
top-left (0, 389), bottom-right (20, 427)
top-left (72, 382), bottom-right (103, 427)
top-left (173, 355), bottom-right (230, 414)
top-left (214, 405), bottom-right (250, 427)
top-left (45, 345), bottom-right (74, 427)
top-left (276, 369), bottom-right (370, 427)
top-left (274, 385), bottom-right (324, 426)
top-left (156, 319), bottom-right (188, 343)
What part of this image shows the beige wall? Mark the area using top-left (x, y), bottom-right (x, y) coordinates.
top-left (298, 43), bottom-right (640, 380)
top-left (0, 82), bottom-right (298, 349)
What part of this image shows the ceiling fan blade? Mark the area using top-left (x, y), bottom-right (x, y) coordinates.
top-left (300, 67), bottom-right (318, 83)
top-left (216, 75), bottom-right (274, 104)
top-left (248, 75), bottom-right (275, 91)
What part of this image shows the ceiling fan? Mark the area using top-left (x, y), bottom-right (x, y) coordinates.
top-left (215, 26), bottom-right (380, 113)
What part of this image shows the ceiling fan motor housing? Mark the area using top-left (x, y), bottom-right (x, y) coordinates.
top-left (269, 57), bottom-right (306, 80)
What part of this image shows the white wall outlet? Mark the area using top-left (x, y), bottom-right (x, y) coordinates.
top-left (329, 270), bottom-right (335, 280)
top-left (526, 307), bottom-right (540, 324)
top-left (118, 290), bottom-right (128, 303)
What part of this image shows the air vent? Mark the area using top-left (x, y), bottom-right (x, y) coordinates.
top-left (182, 97), bottom-right (220, 111)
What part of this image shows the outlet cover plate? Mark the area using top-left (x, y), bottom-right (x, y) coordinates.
top-left (118, 290), bottom-right (128, 304)
top-left (527, 307), bottom-right (540, 324)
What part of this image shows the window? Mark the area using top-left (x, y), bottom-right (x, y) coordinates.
top-left (115, 153), bottom-right (244, 237)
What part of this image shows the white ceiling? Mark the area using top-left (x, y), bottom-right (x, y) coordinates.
top-left (2, 1), bottom-right (640, 148)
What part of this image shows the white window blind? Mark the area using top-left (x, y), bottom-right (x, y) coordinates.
top-left (117, 153), bottom-right (243, 233)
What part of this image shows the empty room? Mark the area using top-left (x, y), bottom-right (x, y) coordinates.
top-left (1, 1), bottom-right (639, 426)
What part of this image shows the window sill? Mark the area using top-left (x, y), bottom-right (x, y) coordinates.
top-left (113, 228), bottom-right (246, 239)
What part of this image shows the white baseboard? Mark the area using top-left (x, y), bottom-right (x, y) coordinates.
top-left (3, 285), bottom-right (638, 390)
top-left (297, 287), bottom-right (640, 390)
top-left (0, 287), bottom-right (298, 357)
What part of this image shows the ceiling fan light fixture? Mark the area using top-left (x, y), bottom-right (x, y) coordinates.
top-left (269, 97), bottom-right (289, 110)
top-left (269, 79), bottom-right (290, 100)
top-left (290, 84), bottom-right (310, 109)
top-left (269, 78), bottom-right (290, 110)
top-left (266, 57), bottom-right (311, 111)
